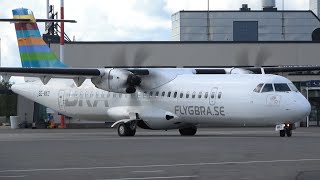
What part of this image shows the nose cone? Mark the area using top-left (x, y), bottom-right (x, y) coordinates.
top-left (288, 94), bottom-right (311, 122)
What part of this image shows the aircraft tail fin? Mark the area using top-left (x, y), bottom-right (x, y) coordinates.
top-left (12, 8), bottom-right (68, 68)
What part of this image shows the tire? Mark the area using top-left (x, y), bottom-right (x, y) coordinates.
top-left (286, 129), bottom-right (292, 137)
top-left (280, 130), bottom-right (286, 137)
top-left (118, 123), bottom-right (128, 136)
top-left (128, 128), bottom-right (136, 136)
top-left (117, 123), bottom-right (136, 137)
top-left (179, 126), bottom-right (197, 136)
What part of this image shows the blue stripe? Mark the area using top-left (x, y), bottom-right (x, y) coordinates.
top-left (13, 8), bottom-right (31, 16)
top-left (16, 30), bottom-right (41, 38)
top-left (21, 60), bottom-right (69, 68)
top-left (19, 45), bottom-right (52, 53)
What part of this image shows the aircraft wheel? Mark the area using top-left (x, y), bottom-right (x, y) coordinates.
top-left (179, 126), bottom-right (197, 136)
top-left (285, 129), bottom-right (292, 137)
top-left (128, 128), bottom-right (136, 136)
top-left (280, 130), bottom-right (286, 137)
top-left (117, 123), bottom-right (136, 137)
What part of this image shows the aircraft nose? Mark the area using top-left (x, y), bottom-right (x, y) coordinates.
top-left (289, 95), bottom-right (311, 120)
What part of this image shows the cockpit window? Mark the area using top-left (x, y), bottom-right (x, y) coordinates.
top-left (261, 84), bottom-right (274, 93)
top-left (288, 83), bottom-right (298, 92)
top-left (253, 83), bottom-right (264, 93)
top-left (274, 83), bottom-right (291, 92)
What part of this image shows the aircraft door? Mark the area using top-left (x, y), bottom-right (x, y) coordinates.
top-left (58, 90), bottom-right (66, 112)
top-left (209, 87), bottom-right (218, 105)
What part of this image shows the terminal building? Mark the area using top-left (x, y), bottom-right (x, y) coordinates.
top-left (172, 4), bottom-right (320, 41)
top-left (6, 0), bottom-right (320, 127)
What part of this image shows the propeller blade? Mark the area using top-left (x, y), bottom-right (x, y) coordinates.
top-left (132, 47), bottom-right (150, 66)
top-left (111, 46), bottom-right (127, 66)
top-left (255, 48), bottom-right (271, 67)
top-left (236, 49), bottom-right (249, 66)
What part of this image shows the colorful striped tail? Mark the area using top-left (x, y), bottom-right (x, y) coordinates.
top-left (13, 8), bottom-right (68, 68)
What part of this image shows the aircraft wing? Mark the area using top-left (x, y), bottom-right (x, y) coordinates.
top-left (246, 66), bottom-right (320, 74)
top-left (1, 66), bottom-right (320, 79)
top-left (1, 66), bottom-right (320, 89)
top-left (0, 67), bottom-right (102, 78)
top-left (0, 67), bottom-right (104, 86)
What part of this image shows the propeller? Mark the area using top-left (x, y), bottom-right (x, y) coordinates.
top-left (236, 48), bottom-right (271, 67)
top-left (132, 47), bottom-right (151, 67)
top-left (236, 49), bottom-right (249, 66)
top-left (110, 46), bottom-right (151, 67)
top-left (255, 48), bottom-right (271, 67)
top-left (110, 46), bottom-right (127, 66)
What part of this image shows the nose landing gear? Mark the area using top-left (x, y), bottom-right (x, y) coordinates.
top-left (276, 124), bottom-right (294, 137)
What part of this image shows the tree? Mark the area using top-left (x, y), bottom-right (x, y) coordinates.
top-left (0, 80), bottom-right (17, 122)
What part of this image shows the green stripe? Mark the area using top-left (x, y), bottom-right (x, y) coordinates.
top-left (20, 53), bottom-right (58, 61)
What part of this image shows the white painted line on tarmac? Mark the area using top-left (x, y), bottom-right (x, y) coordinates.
top-left (97, 175), bottom-right (198, 180)
top-left (0, 175), bottom-right (26, 178)
top-left (0, 158), bottom-right (320, 173)
top-left (131, 170), bottom-right (164, 173)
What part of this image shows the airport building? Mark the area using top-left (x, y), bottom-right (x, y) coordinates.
top-left (11, 0), bottom-right (320, 127)
top-left (172, 5), bottom-right (320, 41)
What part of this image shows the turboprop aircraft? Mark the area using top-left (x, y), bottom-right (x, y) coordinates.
top-left (0, 8), bottom-right (316, 137)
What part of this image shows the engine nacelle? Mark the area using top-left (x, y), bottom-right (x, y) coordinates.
top-left (227, 68), bottom-right (254, 74)
top-left (91, 69), bottom-right (141, 93)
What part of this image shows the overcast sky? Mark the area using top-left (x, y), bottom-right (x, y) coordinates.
top-left (0, 0), bottom-right (309, 67)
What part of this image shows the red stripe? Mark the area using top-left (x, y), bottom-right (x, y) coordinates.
top-left (60, 6), bottom-right (65, 45)
top-left (15, 23), bottom-right (39, 31)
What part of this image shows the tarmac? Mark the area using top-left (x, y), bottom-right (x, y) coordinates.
top-left (0, 127), bottom-right (320, 180)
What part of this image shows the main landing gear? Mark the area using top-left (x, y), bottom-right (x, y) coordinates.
top-left (179, 126), bottom-right (197, 136)
top-left (117, 122), bottom-right (136, 136)
top-left (276, 124), bottom-right (294, 137)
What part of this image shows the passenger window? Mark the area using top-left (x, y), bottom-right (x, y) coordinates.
top-left (168, 92), bottom-right (171, 97)
top-left (96, 92), bottom-right (99, 98)
top-left (90, 92), bottom-right (94, 98)
top-left (173, 92), bottom-right (177, 98)
top-left (85, 91), bottom-right (89, 98)
top-left (180, 92), bottom-right (184, 98)
top-left (261, 84), bottom-right (274, 93)
top-left (113, 93), bottom-right (117, 98)
top-left (149, 91), bottom-right (153, 97)
top-left (218, 92), bottom-right (222, 99)
top-left (107, 92), bottom-right (110, 98)
top-left (186, 92), bottom-right (190, 98)
top-left (288, 83), bottom-right (298, 92)
top-left (274, 83), bottom-right (291, 92)
top-left (254, 83), bottom-right (264, 93)
top-left (211, 92), bottom-right (215, 99)
top-left (161, 91), bottom-right (165, 97)
top-left (204, 92), bottom-right (208, 99)
top-left (143, 91), bottom-right (147, 98)
top-left (119, 93), bottom-right (122, 98)
top-left (198, 92), bottom-right (202, 99)
top-left (192, 92), bottom-right (196, 98)
top-left (80, 91), bottom-right (83, 98)
top-left (155, 91), bottom-right (159, 97)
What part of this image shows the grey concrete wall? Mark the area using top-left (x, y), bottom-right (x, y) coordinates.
top-left (51, 42), bottom-right (320, 68)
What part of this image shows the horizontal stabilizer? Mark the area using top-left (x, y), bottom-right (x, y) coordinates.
top-left (0, 18), bottom-right (76, 23)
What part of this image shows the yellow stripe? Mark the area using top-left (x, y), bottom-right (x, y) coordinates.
top-left (13, 14), bottom-right (36, 23)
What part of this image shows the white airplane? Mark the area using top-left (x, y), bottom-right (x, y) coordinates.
top-left (0, 8), bottom-right (316, 137)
